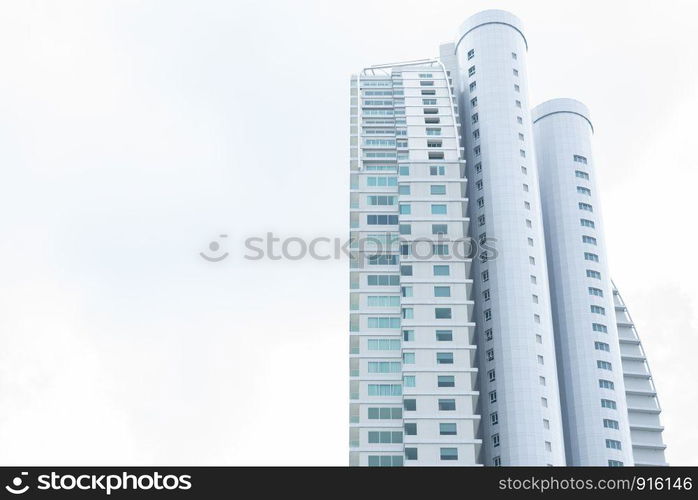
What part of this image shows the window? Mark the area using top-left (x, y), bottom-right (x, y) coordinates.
top-left (368, 384), bottom-right (402, 396)
top-left (368, 407), bottom-right (402, 420)
top-left (401, 286), bottom-right (412, 298)
top-left (368, 431), bottom-right (403, 444)
top-left (475, 162), bottom-right (482, 173)
top-left (604, 419), bottom-right (620, 430)
top-left (471, 97), bottom-right (478, 107)
top-left (367, 275), bottom-right (400, 286)
top-left (585, 252), bottom-right (599, 262)
top-left (427, 139), bottom-right (442, 148)
top-left (434, 265), bottom-right (450, 276)
top-left (403, 375), bottom-right (415, 387)
top-left (440, 448), bottom-right (458, 461)
top-left (581, 218), bottom-right (595, 228)
top-left (401, 308), bottom-right (413, 319)
top-left (404, 399), bottom-right (416, 411)
top-left (485, 328), bottom-right (493, 341)
top-left (367, 317), bottom-right (400, 329)
top-left (403, 330), bottom-right (415, 341)
top-left (493, 456), bottom-right (501, 466)
top-left (595, 341), bottom-right (610, 352)
top-left (486, 349), bottom-right (495, 361)
top-left (405, 448), bottom-right (418, 460)
top-left (524, 201), bottom-right (531, 210)
top-left (439, 399), bottom-right (455, 411)
top-left (489, 390), bottom-right (497, 403)
top-left (430, 185), bottom-right (446, 195)
top-left (517, 116), bottom-right (523, 124)
top-left (399, 185), bottom-right (410, 195)
top-left (421, 89), bottom-right (436, 96)
top-left (368, 255), bottom-right (398, 266)
top-left (530, 275), bottom-right (537, 284)
top-left (431, 204), bottom-right (447, 215)
top-left (513, 69), bottom-right (519, 76)
top-left (541, 397), bottom-right (548, 408)
top-left (404, 423), bottom-right (417, 435)
top-left (545, 441), bottom-right (552, 452)
top-left (477, 197), bottom-right (484, 208)
top-left (424, 117), bottom-right (440, 124)
top-left (591, 305), bottom-right (606, 315)
top-left (593, 323), bottom-right (608, 333)
top-left (488, 369), bottom-right (496, 382)
top-left (608, 460), bottom-right (623, 467)
top-left (467, 49), bottom-right (475, 60)
top-left (476, 180), bottom-right (483, 190)
top-left (437, 352), bottom-right (454, 364)
top-left (367, 176), bottom-right (398, 187)
top-left (399, 224), bottom-right (411, 235)
top-left (484, 309), bottom-right (492, 321)
top-left (420, 80), bottom-right (434, 87)
top-left (435, 308), bottom-right (452, 319)
top-left (471, 113), bottom-right (479, 124)
top-left (537, 355), bottom-right (544, 365)
top-left (589, 287), bottom-right (604, 297)
top-left (367, 339), bottom-right (401, 350)
top-left (577, 186), bottom-right (592, 196)
top-left (434, 286), bottom-right (451, 297)
top-left (492, 434), bottom-right (500, 447)
top-left (520, 149), bottom-right (526, 157)
top-left (482, 270), bottom-right (489, 281)
top-left (597, 360), bottom-right (612, 370)
top-left (599, 379), bottom-right (615, 390)
top-left (400, 265), bottom-right (412, 276)
top-left (478, 215), bottom-right (486, 226)
top-left (529, 256), bottom-right (535, 265)
top-left (428, 151), bottom-right (444, 160)
top-left (436, 330), bottom-right (453, 341)
top-left (429, 165), bottom-right (445, 175)
top-left (576, 170), bottom-right (589, 180)
top-left (474, 145), bottom-right (481, 156)
top-left (440, 423), bottom-right (457, 435)
top-left (367, 214), bottom-right (399, 225)
top-left (422, 98), bottom-right (437, 106)
top-left (536, 334), bottom-right (543, 344)
top-left (512, 52), bottom-right (517, 60)
top-left (432, 224), bottom-right (448, 235)
top-left (606, 439), bottom-right (622, 450)
top-left (468, 66), bottom-right (476, 77)
top-left (426, 128), bottom-right (442, 136)
top-left (368, 455), bottom-right (403, 467)
top-left (539, 376), bottom-right (546, 386)
top-left (514, 84), bottom-right (520, 92)
top-left (367, 296), bottom-right (400, 307)
top-left (469, 81), bottom-right (476, 92)
top-left (402, 352), bottom-right (415, 364)
top-left (473, 129), bottom-right (480, 139)
top-left (574, 154), bottom-right (588, 164)
top-left (543, 419), bottom-right (550, 429)
top-left (483, 289), bottom-right (490, 301)
top-left (587, 269), bottom-right (602, 279)
top-left (491, 412), bottom-right (499, 425)
top-left (438, 376), bottom-right (455, 387)
top-left (515, 100), bottom-right (522, 108)
top-left (582, 235), bottom-right (598, 245)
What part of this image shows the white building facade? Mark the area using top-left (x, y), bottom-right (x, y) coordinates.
top-left (350, 9), bottom-right (666, 467)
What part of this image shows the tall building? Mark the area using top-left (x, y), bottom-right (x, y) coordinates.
top-left (350, 9), bottom-right (666, 467)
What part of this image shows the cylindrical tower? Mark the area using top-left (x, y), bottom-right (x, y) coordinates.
top-left (451, 10), bottom-right (566, 465)
top-left (533, 98), bottom-right (634, 466)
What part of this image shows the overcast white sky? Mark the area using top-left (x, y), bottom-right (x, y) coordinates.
top-left (0, 0), bottom-right (696, 465)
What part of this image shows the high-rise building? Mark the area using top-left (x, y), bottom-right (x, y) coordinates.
top-left (349, 9), bottom-right (666, 467)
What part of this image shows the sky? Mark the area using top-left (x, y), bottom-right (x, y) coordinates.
top-left (0, 0), bottom-right (696, 465)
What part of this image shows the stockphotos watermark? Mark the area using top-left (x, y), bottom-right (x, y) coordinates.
top-left (4, 470), bottom-right (191, 495)
top-left (199, 232), bottom-right (499, 264)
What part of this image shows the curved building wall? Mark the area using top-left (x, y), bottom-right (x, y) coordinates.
top-left (533, 99), bottom-right (634, 466)
top-left (451, 10), bottom-right (566, 465)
